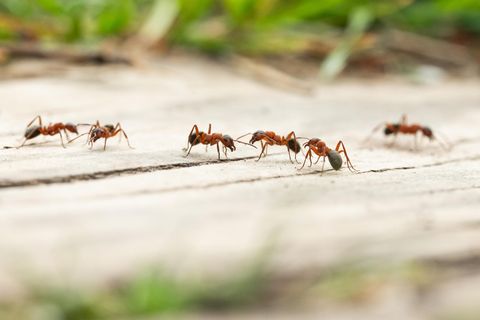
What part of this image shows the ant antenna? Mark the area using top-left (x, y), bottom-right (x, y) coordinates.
top-left (363, 122), bottom-right (387, 144)
top-left (233, 139), bottom-right (257, 149)
top-left (434, 131), bottom-right (452, 151)
top-left (68, 132), bottom-right (90, 143)
top-left (235, 133), bottom-right (252, 140)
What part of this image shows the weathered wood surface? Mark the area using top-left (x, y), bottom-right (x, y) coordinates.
top-left (1, 57), bottom-right (480, 318)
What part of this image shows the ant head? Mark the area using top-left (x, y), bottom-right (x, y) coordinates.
top-left (327, 150), bottom-right (343, 171)
top-left (104, 124), bottom-right (115, 132)
top-left (189, 131), bottom-right (203, 145)
top-left (287, 139), bottom-right (301, 154)
top-left (223, 135), bottom-right (236, 152)
top-left (422, 127), bottom-right (434, 139)
top-left (90, 128), bottom-right (105, 142)
top-left (249, 130), bottom-right (265, 144)
top-left (303, 138), bottom-right (320, 148)
top-left (65, 123), bottom-right (78, 134)
top-left (24, 125), bottom-right (41, 139)
top-left (384, 124), bottom-right (400, 136)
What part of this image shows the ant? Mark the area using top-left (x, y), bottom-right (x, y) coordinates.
top-left (366, 115), bottom-right (450, 150)
top-left (240, 130), bottom-right (301, 163)
top-left (300, 138), bottom-right (358, 173)
top-left (17, 115), bottom-right (84, 148)
top-left (69, 121), bottom-right (133, 150)
top-left (185, 124), bottom-right (256, 160)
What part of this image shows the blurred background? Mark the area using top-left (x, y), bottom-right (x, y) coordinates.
top-left (1, 2), bottom-right (480, 320)
top-left (1, 0), bottom-right (479, 80)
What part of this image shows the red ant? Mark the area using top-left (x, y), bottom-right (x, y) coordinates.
top-left (69, 121), bottom-right (133, 150)
top-left (185, 124), bottom-right (256, 160)
top-left (17, 115), bottom-right (84, 148)
top-left (300, 138), bottom-right (358, 173)
top-left (240, 130), bottom-right (301, 163)
top-left (366, 115), bottom-right (450, 150)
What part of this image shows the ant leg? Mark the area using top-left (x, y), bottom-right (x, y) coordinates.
top-left (335, 141), bottom-right (358, 173)
top-left (314, 155), bottom-right (322, 165)
top-left (203, 125), bottom-right (211, 150)
top-left (63, 129), bottom-right (70, 142)
top-left (103, 138), bottom-right (108, 151)
top-left (216, 142), bottom-right (221, 160)
top-left (363, 122), bottom-right (387, 144)
top-left (259, 141), bottom-right (266, 157)
top-left (320, 156), bottom-right (326, 175)
top-left (58, 131), bottom-right (66, 148)
top-left (256, 141), bottom-right (268, 162)
top-left (26, 115), bottom-right (42, 127)
top-left (87, 124), bottom-right (96, 142)
top-left (16, 139), bottom-right (28, 149)
top-left (264, 145), bottom-right (268, 157)
top-left (223, 146), bottom-right (228, 158)
top-left (401, 114), bottom-right (407, 125)
top-left (299, 149), bottom-right (311, 170)
top-left (185, 143), bottom-right (195, 157)
top-left (118, 129), bottom-right (134, 149)
top-left (186, 124), bottom-right (200, 150)
top-left (112, 123), bottom-right (133, 149)
top-left (387, 134), bottom-right (397, 147)
top-left (287, 146), bottom-right (292, 163)
top-left (205, 124), bottom-right (213, 153)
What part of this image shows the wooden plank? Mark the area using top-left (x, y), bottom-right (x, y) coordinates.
top-left (1, 57), bottom-right (480, 317)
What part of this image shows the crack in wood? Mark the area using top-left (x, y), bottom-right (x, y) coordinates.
top-left (0, 156), bottom-right (258, 189)
top-left (105, 155), bottom-right (480, 197)
top-left (1, 154), bottom-right (479, 191)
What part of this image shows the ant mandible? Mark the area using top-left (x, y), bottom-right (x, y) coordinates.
top-left (185, 124), bottom-right (256, 160)
top-left (366, 114), bottom-right (450, 150)
top-left (300, 138), bottom-right (358, 173)
top-left (17, 115), bottom-right (83, 148)
top-left (69, 121), bottom-right (133, 150)
top-left (241, 130), bottom-right (301, 163)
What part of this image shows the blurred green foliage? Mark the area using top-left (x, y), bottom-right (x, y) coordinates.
top-left (0, 0), bottom-right (479, 53)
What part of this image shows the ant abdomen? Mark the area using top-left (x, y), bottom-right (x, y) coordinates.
top-left (24, 125), bottom-right (41, 139)
top-left (287, 139), bottom-right (301, 154)
top-left (189, 132), bottom-right (203, 145)
top-left (327, 150), bottom-right (343, 170)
